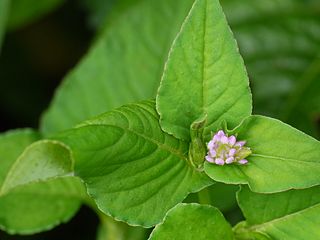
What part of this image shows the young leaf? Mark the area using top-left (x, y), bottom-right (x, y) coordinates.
top-left (40, 0), bottom-right (195, 136)
top-left (54, 100), bottom-right (213, 227)
top-left (235, 186), bottom-right (320, 239)
top-left (0, 129), bottom-right (85, 234)
top-left (148, 203), bottom-right (233, 240)
top-left (0, 140), bottom-right (73, 194)
top-left (205, 115), bottom-right (320, 193)
top-left (157, 0), bottom-right (252, 141)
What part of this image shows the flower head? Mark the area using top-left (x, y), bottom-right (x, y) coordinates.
top-left (205, 130), bottom-right (251, 165)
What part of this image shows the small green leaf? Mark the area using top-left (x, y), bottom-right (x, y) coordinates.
top-left (148, 203), bottom-right (233, 240)
top-left (205, 115), bottom-right (320, 193)
top-left (55, 100), bottom-right (213, 227)
top-left (157, 0), bottom-right (252, 141)
top-left (40, 0), bottom-right (195, 136)
top-left (0, 129), bottom-right (85, 234)
top-left (0, 140), bottom-right (73, 194)
top-left (235, 186), bottom-right (320, 239)
top-left (0, 129), bottom-right (40, 186)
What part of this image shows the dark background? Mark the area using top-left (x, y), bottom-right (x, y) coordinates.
top-left (0, 1), bottom-right (100, 239)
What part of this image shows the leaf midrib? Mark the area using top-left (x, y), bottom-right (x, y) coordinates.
top-left (251, 154), bottom-right (320, 164)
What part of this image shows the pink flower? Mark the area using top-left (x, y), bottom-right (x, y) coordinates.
top-left (205, 130), bottom-right (251, 165)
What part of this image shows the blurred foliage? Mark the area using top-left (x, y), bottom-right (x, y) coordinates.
top-left (7, 0), bottom-right (64, 30)
top-left (0, 0), bottom-right (320, 239)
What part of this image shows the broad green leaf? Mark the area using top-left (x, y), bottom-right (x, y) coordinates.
top-left (0, 140), bottom-right (73, 195)
top-left (205, 115), bottom-right (320, 193)
top-left (0, 129), bottom-right (85, 234)
top-left (157, 0), bottom-right (252, 141)
top-left (54, 100), bottom-right (213, 227)
top-left (0, 0), bottom-right (9, 52)
top-left (185, 183), bottom-right (238, 212)
top-left (0, 177), bottom-right (85, 235)
top-left (148, 203), bottom-right (233, 240)
top-left (235, 186), bottom-right (320, 239)
top-left (40, 0), bottom-right (195, 136)
top-left (7, 0), bottom-right (64, 30)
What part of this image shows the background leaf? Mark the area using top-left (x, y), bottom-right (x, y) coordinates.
top-left (0, 0), bottom-right (9, 52)
top-left (157, 0), bottom-right (251, 141)
top-left (235, 185), bottom-right (320, 239)
top-left (0, 177), bottom-right (85, 235)
top-left (40, 0), bottom-right (195, 136)
top-left (282, 57), bottom-right (320, 138)
top-left (222, 0), bottom-right (320, 136)
top-left (149, 203), bottom-right (233, 240)
top-left (0, 140), bottom-right (73, 194)
top-left (185, 183), bottom-right (238, 212)
top-left (0, 129), bottom-right (85, 234)
top-left (55, 100), bottom-right (213, 227)
top-left (96, 214), bottom-right (149, 240)
top-left (7, 0), bottom-right (64, 30)
top-left (204, 115), bottom-right (320, 193)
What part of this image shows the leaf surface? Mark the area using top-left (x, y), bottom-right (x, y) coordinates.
top-left (149, 203), bottom-right (233, 240)
top-left (55, 100), bottom-right (213, 227)
top-left (205, 115), bottom-right (320, 193)
top-left (0, 140), bottom-right (73, 194)
top-left (40, 0), bottom-right (195, 136)
top-left (157, 0), bottom-right (251, 141)
top-left (235, 186), bottom-right (320, 240)
top-left (0, 129), bottom-right (85, 234)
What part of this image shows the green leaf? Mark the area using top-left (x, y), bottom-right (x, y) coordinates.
top-left (0, 0), bottom-right (9, 52)
top-left (235, 186), bottom-right (320, 239)
top-left (0, 140), bottom-right (73, 194)
top-left (185, 183), bottom-right (238, 212)
top-left (149, 203), bottom-right (233, 240)
top-left (205, 115), bottom-right (320, 193)
top-left (7, 0), bottom-right (64, 30)
top-left (157, 0), bottom-right (251, 141)
top-left (0, 177), bottom-right (85, 235)
top-left (40, 0), bottom-right (195, 136)
top-left (54, 100), bottom-right (213, 227)
top-left (0, 129), bottom-right (85, 234)
top-left (0, 129), bottom-right (40, 186)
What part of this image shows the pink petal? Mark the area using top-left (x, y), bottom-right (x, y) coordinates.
top-left (215, 158), bottom-right (225, 165)
top-left (238, 159), bottom-right (248, 165)
top-left (225, 157), bottom-right (234, 164)
top-left (205, 156), bottom-right (214, 163)
top-left (228, 136), bottom-right (236, 145)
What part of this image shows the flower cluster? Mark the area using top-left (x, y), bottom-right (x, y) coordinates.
top-left (205, 130), bottom-right (251, 165)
